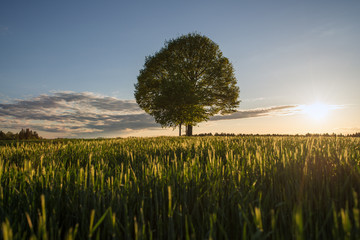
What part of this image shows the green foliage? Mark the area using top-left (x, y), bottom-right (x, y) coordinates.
top-left (134, 33), bottom-right (240, 130)
top-left (0, 129), bottom-right (42, 140)
top-left (0, 136), bottom-right (360, 239)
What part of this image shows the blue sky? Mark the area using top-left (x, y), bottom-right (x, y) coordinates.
top-left (1, 1), bottom-right (359, 138)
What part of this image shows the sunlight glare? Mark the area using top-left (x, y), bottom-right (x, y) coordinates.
top-left (302, 102), bottom-right (331, 121)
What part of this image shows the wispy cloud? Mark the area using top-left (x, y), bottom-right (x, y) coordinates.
top-left (241, 97), bottom-right (265, 102)
top-left (0, 92), bottom-right (158, 137)
top-left (0, 92), bottom-right (313, 137)
top-left (210, 105), bottom-right (300, 121)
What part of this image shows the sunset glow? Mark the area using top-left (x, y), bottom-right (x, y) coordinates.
top-left (301, 102), bottom-right (332, 121)
top-left (0, 1), bottom-right (359, 137)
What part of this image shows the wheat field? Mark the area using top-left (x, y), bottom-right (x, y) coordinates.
top-left (0, 136), bottom-right (359, 239)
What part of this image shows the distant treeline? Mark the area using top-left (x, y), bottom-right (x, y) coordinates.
top-left (195, 132), bottom-right (360, 137)
top-left (0, 129), bottom-right (42, 140)
top-left (348, 132), bottom-right (360, 137)
top-left (1, 129), bottom-right (359, 140)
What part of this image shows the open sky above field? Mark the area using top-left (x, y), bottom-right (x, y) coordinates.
top-left (1, 1), bottom-right (359, 138)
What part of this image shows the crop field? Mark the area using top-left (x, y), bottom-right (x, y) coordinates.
top-left (0, 136), bottom-right (359, 239)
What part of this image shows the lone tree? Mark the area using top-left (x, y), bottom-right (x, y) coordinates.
top-left (134, 33), bottom-right (240, 136)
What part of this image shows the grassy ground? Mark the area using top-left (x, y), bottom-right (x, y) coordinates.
top-left (0, 136), bottom-right (359, 239)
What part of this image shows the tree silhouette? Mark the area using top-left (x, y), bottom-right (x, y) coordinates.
top-left (0, 129), bottom-right (41, 140)
top-left (135, 33), bottom-right (240, 136)
top-left (0, 131), bottom-right (6, 139)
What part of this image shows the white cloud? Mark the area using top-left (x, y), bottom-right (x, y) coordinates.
top-left (0, 91), bottom-right (158, 137)
top-left (210, 105), bottom-right (300, 121)
top-left (0, 91), bottom-right (313, 137)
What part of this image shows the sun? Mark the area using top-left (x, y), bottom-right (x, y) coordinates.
top-left (302, 102), bottom-right (331, 121)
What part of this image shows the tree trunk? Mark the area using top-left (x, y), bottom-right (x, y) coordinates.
top-left (186, 125), bottom-right (193, 136)
top-left (179, 124), bottom-right (182, 136)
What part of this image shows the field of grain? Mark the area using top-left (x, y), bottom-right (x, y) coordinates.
top-left (0, 136), bottom-right (359, 239)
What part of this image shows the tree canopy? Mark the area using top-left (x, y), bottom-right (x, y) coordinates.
top-left (134, 33), bottom-right (240, 136)
top-left (0, 128), bottom-right (42, 140)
